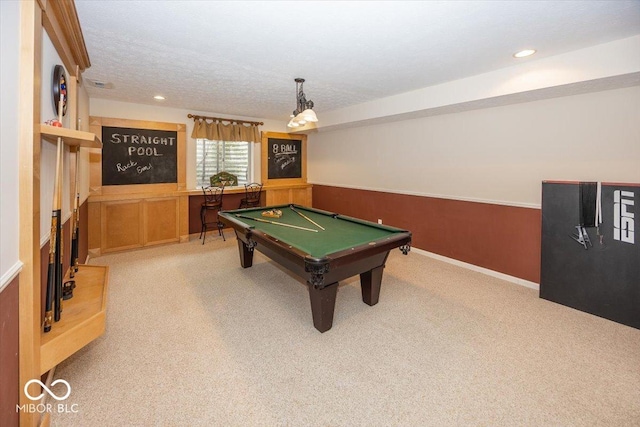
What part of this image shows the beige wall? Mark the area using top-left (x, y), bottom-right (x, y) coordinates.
top-left (0, 0), bottom-right (21, 287)
top-left (308, 86), bottom-right (640, 208)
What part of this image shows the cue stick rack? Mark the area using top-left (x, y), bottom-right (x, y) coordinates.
top-left (38, 124), bottom-right (111, 374)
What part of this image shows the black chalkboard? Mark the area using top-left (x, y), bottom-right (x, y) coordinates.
top-left (102, 126), bottom-right (178, 185)
top-left (267, 137), bottom-right (302, 179)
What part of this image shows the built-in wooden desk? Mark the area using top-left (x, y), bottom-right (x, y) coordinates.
top-left (88, 183), bottom-right (312, 255)
top-left (182, 182), bottom-right (312, 204)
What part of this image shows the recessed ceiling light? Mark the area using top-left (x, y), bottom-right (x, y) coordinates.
top-left (513, 49), bottom-right (536, 58)
top-left (154, 95), bottom-right (165, 100)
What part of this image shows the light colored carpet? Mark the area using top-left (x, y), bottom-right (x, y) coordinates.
top-left (51, 237), bottom-right (640, 426)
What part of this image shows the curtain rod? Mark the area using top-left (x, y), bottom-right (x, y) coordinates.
top-left (187, 114), bottom-right (263, 126)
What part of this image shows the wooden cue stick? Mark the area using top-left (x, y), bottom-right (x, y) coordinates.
top-left (44, 94), bottom-right (64, 324)
top-left (290, 206), bottom-right (325, 230)
top-left (235, 214), bottom-right (318, 232)
top-left (55, 96), bottom-right (65, 321)
top-left (71, 147), bottom-right (80, 273)
top-left (44, 133), bottom-right (62, 330)
top-left (63, 146), bottom-right (80, 300)
top-left (45, 96), bottom-right (65, 328)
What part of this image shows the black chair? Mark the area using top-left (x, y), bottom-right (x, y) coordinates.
top-left (200, 185), bottom-right (225, 244)
top-left (239, 183), bottom-right (263, 209)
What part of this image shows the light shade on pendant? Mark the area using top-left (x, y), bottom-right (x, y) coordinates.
top-left (295, 114), bottom-right (307, 125)
top-left (300, 108), bottom-right (318, 123)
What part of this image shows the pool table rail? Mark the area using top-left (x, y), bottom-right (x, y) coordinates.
top-left (218, 205), bottom-right (412, 332)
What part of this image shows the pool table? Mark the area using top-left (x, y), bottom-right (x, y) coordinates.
top-left (218, 204), bottom-right (411, 332)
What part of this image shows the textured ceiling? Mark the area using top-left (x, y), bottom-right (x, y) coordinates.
top-left (75, 0), bottom-right (640, 121)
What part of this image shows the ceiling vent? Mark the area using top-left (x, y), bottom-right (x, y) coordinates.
top-left (86, 79), bottom-right (114, 89)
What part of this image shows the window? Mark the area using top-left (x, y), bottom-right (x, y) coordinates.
top-left (195, 139), bottom-right (251, 188)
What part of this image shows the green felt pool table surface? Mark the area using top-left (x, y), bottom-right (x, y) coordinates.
top-left (221, 205), bottom-right (406, 258)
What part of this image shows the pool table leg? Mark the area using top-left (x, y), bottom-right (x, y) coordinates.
top-left (360, 265), bottom-right (385, 306)
top-left (307, 281), bottom-right (339, 333)
top-left (236, 240), bottom-right (254, 268)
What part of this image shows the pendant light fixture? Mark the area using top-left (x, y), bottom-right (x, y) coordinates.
top-left (287, 78), bottom-right (318, 128)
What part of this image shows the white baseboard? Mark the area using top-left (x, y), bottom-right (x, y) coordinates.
top-left (410, 247), bottom-right (540, 291)
top-left (0, 260), bottom-right (24, 293)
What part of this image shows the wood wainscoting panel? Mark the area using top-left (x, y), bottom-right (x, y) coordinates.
top-left (102, 200), bottom-right (143, 253)
top-left (291, 186), bottom-right (312, 206)
top-left (312, 185), bottom-right (541, 283)
top-left (265, 185), bottom-right (312, 206)
top-left (88, 201), bottom-right (102, 256)
top-left (265, 187), bottom-right (292, 205)
top-left (179, 195), bottom-right (189, 242)
top-left (144, 197), bottom-right (179, 245)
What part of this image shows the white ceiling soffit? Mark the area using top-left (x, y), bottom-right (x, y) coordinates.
top-left (74, 1), bottom-right (640, 131)
top-left (313, 36), bottom-right (640, 132)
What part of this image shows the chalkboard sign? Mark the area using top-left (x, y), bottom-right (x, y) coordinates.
top-left (267, 137), bottom-right (302, 179)
top-left (102, 126), bottom-right (178, 185)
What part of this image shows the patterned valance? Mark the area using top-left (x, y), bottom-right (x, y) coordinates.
top-left (189, 114), bottom-right (262, 143)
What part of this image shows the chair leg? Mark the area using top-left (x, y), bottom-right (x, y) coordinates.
top-left (199, 207), bottom-right (204, 240)
top-left (202, 206), bottom-right (227, 245)
top-left (218, 222), bottom-right (226, 242)
top-left (200, 206), bottom-right (207, 245)
top-left (215, 211), bottom-right (226, 242)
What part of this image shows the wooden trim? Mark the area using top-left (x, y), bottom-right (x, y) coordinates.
top-left (177, 123), bottom-right (187, 190)
top-left (17, 4), bottom-right (95, 424)
top-left (18, 2), bottom-right (42, 425)
top-left (39, 124), bottom-right (101, 148)
top-left (41, 0), bottom-right (90, 72)
top-left (260, 131), bottom-right (308, 186)
top-left (92, 116), bottom-right (184, 132)
top-left (89, 116), bottom-right (187, 195)
top-left (89, 189), bottom-right (187, 202)
top-left (99, 183), bottom-right (181, 196)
